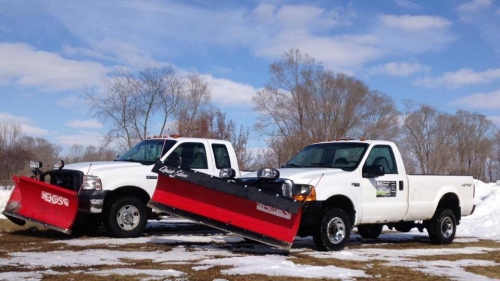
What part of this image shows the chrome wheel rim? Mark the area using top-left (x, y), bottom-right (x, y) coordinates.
top-left (117, 205), bottom-right (140, 231)
top-left (327, 217), bottom-right (346, 244)
top-left (441, 217), bottom-right (453, 238)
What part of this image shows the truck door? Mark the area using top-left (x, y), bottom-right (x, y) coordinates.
top-left (360, 145), bottom-right (409, 223)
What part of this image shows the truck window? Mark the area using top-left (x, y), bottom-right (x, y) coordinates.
top-left (212, 144), bottom-right (231, 169)
top-left (169, 142), bottom-right (208, 169)
top-left (117, 139), bottom-right (176, 164)
top-left (285, 143), bottom-right (368, 171)
top-left (365, 145), bottom-right (398, 174)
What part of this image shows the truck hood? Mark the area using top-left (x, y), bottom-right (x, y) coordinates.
top-left (63, 161), bottom-right (152, 175)
top-left (246, 167), bottom-right (351, 185)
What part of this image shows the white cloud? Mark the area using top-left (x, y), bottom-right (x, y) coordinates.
top-left (371, 15), bottom-right (455, 55)
top-left (415, 68), bottom-right (500, 88)
top-left (457, 0), bottom-right (492, 21)
top-left (202, 75), bottom-right (257, 106)
top-left (371, 61), bottom-right (429, 77)
top-left (391, 0), bottom-right (422, 9)
top-left (64, 119), bottom-right (103, 129)
top-left (0, 43), bottom-right (107, 91)
top-left (379, 15), bottom-right (451, 31)
top-left (0, 112), bottom-right (48, 136)
top-left (56, 131), bottom-right (104, 147)
top-left (451, 89), bottom-right (500, 109)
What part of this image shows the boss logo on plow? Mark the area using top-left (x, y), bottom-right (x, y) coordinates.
top-left (256, 202), bottom-right (292, 219)
top-left (41, 191), bottom-right (70, 207)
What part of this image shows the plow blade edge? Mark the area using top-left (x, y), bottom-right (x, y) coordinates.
top-left (148, 164), bottom-right (302, 250)
top-left (2, 175), bottom-right (78, 234)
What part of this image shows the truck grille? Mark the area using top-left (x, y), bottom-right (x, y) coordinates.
top-left (240, 178), bottom-right (294, 198)
top-left (43, 170), bottom-right (84, 192)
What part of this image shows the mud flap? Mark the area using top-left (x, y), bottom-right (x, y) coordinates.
top-left (2, 175), bottom-right (79, 234)
top-left (148, 164), bottom-right (302, 250)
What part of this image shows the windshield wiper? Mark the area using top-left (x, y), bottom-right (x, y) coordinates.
top-left (117, 158), bottom-right (139, 162)
top-left (310, 162), bottom-right (332, 167)
top-left (283, 163), bottom-right (302, 168)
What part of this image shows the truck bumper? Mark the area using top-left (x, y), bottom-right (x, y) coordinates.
top-left (77, 190), bottom-right (108, 213)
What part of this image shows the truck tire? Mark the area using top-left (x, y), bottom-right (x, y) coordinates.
top-left (357, 224), bottom-right (383, 239)
top-left (103, 196), bottom-right (148, 238)
top-left (427, 208), bottom-right (456, 245)
top-left (313, 208), bottom-right (351, 251)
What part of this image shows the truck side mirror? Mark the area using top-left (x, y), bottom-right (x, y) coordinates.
top-left (363, 165), bottom-right (385, 178)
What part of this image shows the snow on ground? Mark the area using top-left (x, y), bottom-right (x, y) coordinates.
top-left (0, 181), bottom-right (499, 280)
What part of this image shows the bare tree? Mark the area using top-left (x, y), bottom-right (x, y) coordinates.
top-left (0, 122), bottom-right (63, 186)
top-left (174, 107), bottom-right (252, 170)
top-left (0, 122), bottom-right (30, 186)
top-left (487, 130), bottom-right (500, 182)
top-left (174, 74), bottom-right (211, 136)
top-left (401, 102), bottom-right (495, 180)
top-left (402, 103), bottom-right (457, 174)
top-left (253, 49), bottom-right (372, 164)
top-left (451, 110), bottom-right (495, 180)
top-left (357, 90), bottom-right (401, 140)
top-left (85, 65), bottom-right (182, 149)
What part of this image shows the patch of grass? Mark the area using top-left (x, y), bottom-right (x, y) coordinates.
top-left (465, 264), bottom-right (500, 280)
top-left (1, 218), bottom-right (499, 281)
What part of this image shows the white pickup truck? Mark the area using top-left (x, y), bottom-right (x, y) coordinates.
top-left (243, 139), bottom-right (476, 251)
top-left (28, 136), bottom-right (242, 238)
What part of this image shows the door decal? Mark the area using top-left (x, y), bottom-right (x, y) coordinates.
top-left (376, 181), bottom-right (397, 197)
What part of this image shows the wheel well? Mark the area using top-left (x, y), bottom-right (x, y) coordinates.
top-left (322, 195), bottom-right (356, 227)
top-left (437, 192), bottom-right (461, 222)
top-left (104, 186), bottom-right (151, 210)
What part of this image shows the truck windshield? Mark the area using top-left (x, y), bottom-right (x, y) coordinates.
top-left (116, 139), bottom-right (177, 164)
top-left (284, 142), bottom-right (369, 171)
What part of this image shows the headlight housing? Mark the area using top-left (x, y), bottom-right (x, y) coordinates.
top-left (81, 175), bottom-right (102, 191)
top-left (293, 184), bottom-right (316, 201)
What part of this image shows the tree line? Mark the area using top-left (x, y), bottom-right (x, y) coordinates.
top-left (1, 49), bottom-right (499, 185)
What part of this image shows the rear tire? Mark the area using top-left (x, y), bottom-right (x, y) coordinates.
top-left (427, 208), bottom-right (456, 245)
top-left (357, 224), bottom-right (383, 239)
top-left (103, 197), bottom-right (148, 238)
top-left (313, 208), bottom-right (351, 251)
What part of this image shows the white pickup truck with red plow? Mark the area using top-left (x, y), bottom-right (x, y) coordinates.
top-left (3, 139), bottom-right (476, 251)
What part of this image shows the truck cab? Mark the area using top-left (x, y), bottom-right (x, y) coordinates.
top-left (244, 139), bottom-right (475, 251)
top-left (13, 136), bottom-right (241, 238)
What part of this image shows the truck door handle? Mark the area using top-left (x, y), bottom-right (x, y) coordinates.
top-left (399, 181), bottom-right (404, 191)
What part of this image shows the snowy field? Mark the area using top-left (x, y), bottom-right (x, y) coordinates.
top-left (0, 180), bottom-right (499, 280)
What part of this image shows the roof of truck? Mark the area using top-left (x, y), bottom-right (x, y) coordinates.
top-left (146, 135), bottom-right (232, 144)
top-left (315, 139), bottom-right (395, 146)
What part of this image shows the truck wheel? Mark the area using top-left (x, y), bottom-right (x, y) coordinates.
top-left (313, 208), bottom-right (351, 251)
top-left (103, 197), bottom-right (148, 238)
top-left (357, 224), bottom-right (383, 239)
top-left (427, 208), bottom-right (456, 245)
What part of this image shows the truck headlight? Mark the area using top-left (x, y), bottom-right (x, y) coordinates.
top-left (293, 184), bottom-right (316, 201)
top-left (82, 175), bottom-right (102, 191)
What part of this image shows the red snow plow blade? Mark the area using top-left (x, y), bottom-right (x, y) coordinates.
top-left (148, 164), bottom-right (302, 250)
top-left (2, 175), bottom-right (79, 234)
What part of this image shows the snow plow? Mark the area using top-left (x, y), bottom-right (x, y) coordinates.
top-left (2, 162), bottom-right (79, 234)
top-left (148, 163), bottom-right (303, 250)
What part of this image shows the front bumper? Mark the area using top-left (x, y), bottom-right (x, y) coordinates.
top-left (77, 190), bottom-right (108, 213)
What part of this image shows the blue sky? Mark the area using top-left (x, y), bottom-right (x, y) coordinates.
top-left (1, 0), bottom-right (500, 153)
